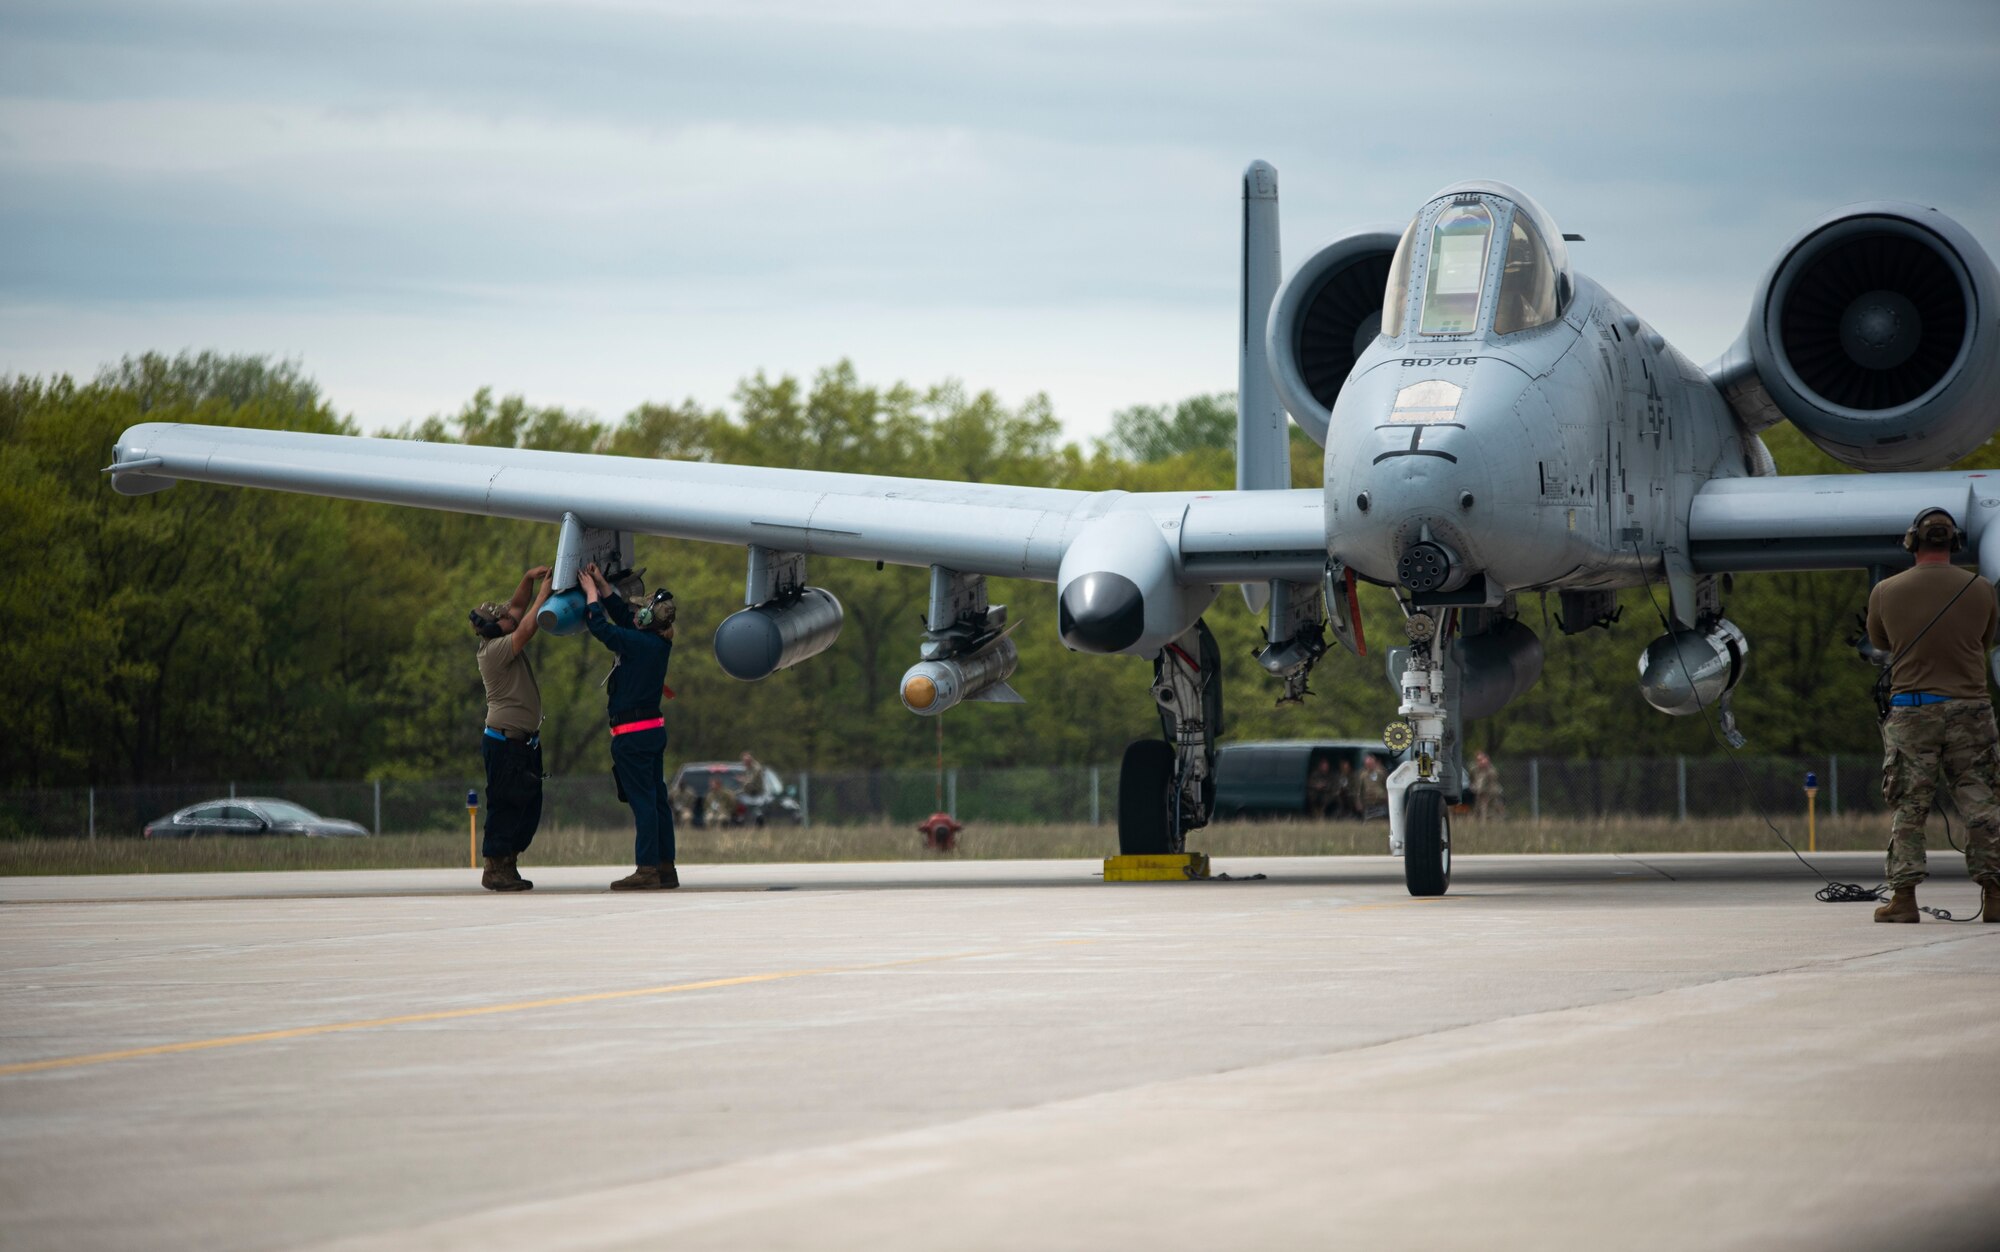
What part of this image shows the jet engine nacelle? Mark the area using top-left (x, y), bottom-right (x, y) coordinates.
top-left (1637, 620), bottom-right (1749, 717)
top-left (1266, 227), bottom-right (1402, 447)
top-left (714, 587), bottom-right (844, 681)
top-left (1718, 203), bottom-right (2000, 472)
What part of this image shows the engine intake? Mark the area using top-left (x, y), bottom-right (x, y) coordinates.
top-left (1267, 229), bottom-right (1401, 446)
top-left (1718, 204), bottom-right (2000, 471)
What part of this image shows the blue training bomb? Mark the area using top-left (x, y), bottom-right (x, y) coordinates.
top-left (535, 587), bottom-right (590, 637)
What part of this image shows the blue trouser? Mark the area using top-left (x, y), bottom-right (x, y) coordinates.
top-left (480, 735), bottom-right (543, 858)
top-left (610, 726), bottom-right (675, 866)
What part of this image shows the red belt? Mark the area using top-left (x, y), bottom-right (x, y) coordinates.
top-left (610, 717), bottom-right (665, 736)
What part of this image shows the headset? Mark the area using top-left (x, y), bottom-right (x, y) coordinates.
top-left (468, 607), bottom-right (506, 639)
top-left (1901, 507), bottom-right (1965, 554)
top-left (632, 587), bottom-right (676, 632)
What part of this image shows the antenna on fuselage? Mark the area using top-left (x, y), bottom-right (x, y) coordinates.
top-left (1237, 159), bottom-right (1286, 614)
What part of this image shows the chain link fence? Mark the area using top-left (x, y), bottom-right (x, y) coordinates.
top-left (1, 754), bottom-right (1887, 841)
top-left (1487, 754), bottom-right (1878, 822)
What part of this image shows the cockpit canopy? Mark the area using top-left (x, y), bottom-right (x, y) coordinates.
top-left (1381, 183), bottom-right (1572, 341)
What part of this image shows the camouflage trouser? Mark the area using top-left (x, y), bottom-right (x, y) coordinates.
top-left (1881, 699), bottom-right (2000, 888)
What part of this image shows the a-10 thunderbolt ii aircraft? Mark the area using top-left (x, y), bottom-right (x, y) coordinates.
top-left (108, 164), bottom-right (2000, 895)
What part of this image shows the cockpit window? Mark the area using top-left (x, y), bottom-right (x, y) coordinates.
top-left (1418, 202), bottom-right (1493, 336)
top-left (1493, 215), bottom-right (1560, 335)
top-left (1380, 218), bottom-right (1419, 338)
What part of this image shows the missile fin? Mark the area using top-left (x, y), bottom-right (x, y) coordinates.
top-left (967, 681), bottom-right (1025, 704)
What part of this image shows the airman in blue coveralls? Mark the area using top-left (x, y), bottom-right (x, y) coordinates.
top-left (579, 562), bottom-right (679, 891)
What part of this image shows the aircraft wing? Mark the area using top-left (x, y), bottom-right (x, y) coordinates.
top-left (108, 422), bottom-right (1326, 584)
top-left (1689, 471), bottom-right (2000, 580)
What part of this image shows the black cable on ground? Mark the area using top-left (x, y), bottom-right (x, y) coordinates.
top-left (1629, 547), bottom-right (1981, 922)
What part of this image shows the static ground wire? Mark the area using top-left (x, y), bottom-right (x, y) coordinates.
top-left (1628, 545), bottom-right (1981, 923)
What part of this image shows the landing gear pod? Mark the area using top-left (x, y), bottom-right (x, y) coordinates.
top-left (714, 588), bottom-right (844, 681)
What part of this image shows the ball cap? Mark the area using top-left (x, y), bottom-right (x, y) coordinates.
top-left (1906, 507), bottom-right (1963, 552)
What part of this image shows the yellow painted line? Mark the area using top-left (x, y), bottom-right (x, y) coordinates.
top-left (0, 948), bottom-right (1025, 1078)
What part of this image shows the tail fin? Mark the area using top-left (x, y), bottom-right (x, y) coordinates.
top-left (1237, 160), bottom-right (1285, 612)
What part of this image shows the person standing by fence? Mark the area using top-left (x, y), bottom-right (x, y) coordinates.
top-left (581, 562), bottom-right (680, 892)
top-left (1471, 752), bottom-right (1506, 820)
top-left (1865, 508), bottom-right (1999, 924)
top-left (470, 565), bottom-right (552, 893)
top-left (1305, 758), bottom-right (1337, 819)
top-left (1359, 754), bottom-right (1388, 820)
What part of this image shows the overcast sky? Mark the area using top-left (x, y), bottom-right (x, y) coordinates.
top-left (3, 0), bottom-right (1997, 441)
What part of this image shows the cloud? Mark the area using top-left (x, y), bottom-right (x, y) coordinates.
top-left (1, 0), bottom-right (1996, 435)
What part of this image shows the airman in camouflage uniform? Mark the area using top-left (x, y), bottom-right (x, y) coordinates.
top-left (1470, 751), bottom-right (1505, 820)
top-left (1359, 754), bottom-right (1389, 820)
top-left (1865, 507), bottom-right (1999, 923)
top-left (1881, 700), bottom-right (2000, 889)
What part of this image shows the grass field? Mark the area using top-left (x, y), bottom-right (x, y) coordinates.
top-left (0, 812), bottom-right (1910, 876)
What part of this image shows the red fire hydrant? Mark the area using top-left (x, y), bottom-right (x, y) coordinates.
top-left (917, 811), bottom-right (963, 853)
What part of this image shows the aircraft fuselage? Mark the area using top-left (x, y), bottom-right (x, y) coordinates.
top-left (1322, 187), bottom-right (1758, 604)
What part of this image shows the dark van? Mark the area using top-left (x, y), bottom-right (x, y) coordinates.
top-left (1211, 740), bottom-right (1398, 820)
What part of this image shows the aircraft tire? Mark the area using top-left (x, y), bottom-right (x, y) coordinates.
top-left (1403, 788), bottom-right (1451, 897)
top-left (1117, 738), bottom-right (1174, 856)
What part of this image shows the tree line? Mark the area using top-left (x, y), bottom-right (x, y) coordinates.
top-left (3, 352), bottom-right (1982, 788)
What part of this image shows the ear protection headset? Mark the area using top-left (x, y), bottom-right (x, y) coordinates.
top-left (1901, 507), bottom-right (1965, 554)
top-left (468, 608), bottom-right (506, 639)
top-left (633, 588), bottom-right (676, 632)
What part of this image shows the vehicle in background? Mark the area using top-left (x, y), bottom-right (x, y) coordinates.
top-left (142, 798), bottom-right (370, 838)
top-left (1212, 741), bottom-right (1406, 821)
top-left (668, 761), bottom-right (803, 827)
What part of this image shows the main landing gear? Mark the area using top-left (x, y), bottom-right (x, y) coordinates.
top-left (1117, 620), bottom-right (1222, 856)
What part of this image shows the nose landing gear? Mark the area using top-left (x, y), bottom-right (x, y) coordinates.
top-left (1401, 787), bottom-right (1452, 896)
top-left (1385, 608), bottom-right (1463, 896)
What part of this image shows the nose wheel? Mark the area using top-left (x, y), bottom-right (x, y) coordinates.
top-left (1403, 788), bottom-right (1451, 896)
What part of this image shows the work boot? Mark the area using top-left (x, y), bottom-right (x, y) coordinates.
top-left (1873, 885), bottom-right (1919, 923)
top-left (657, 863), bottom-right (680, 889)
top-left (1982, 880), bottom-right (2000, 923)
top-left (609, 865), bottom-right (666, 891)
top-left (481, 856), bottom-right (531, 893)
top-left (501, 855), bottom-right (533, 891)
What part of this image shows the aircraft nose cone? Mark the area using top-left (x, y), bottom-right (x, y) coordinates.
top-left (1059, 572), bottom-right (1145, 653)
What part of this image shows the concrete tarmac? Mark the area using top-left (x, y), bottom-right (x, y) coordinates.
top-left (1, 853), bottom-right (1995, 1251)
